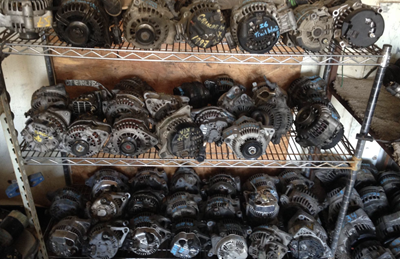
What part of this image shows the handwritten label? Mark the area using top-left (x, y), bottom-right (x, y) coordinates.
top-left (254, 25), bottom-right (279, 38)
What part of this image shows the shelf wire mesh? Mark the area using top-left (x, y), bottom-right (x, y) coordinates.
top-left (21, 126), bottom-right (355, 169)
top-left (0, 28), bottom-right (384, 65)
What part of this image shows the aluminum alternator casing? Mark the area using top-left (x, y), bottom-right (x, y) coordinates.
top-left (205, 194), bottom-right (242, 219)
top-left (315, 168), bottom-right (349, 186)
top-left (251, 77), bottom-right (293, 144)
top-left (281, 187), bottom-right (323, 216)
top-left (359, 185), bottom-right (389, 221)
top-left (129, 213), bottom-right (171, 256)
top-left (85, 169), bottom-right (130, 198)
top-left (352, 239), bottom-right (395, 259)
top-left (166, 191), bottom-right (202, 219)
top-left (248, 225), bottom-right (292, 259)
top-left (22, 108), bottom-right (71, 152)
top-left (128, 189), bottom-right (165, 215)
top-left (47, 187), bottom-right (84, 220)
top-left (326, 186), bottom-right (363, 225)
top-left (283, 3), bottom-right (333, 52)
top-left (170, 218), bottom-right (209, 259)
top-left (156, 105), bottom-right (205, 161)
top-left (295, 103), bottom-right (344, 149)
top-left (87, 221), bottom-right (129, 259)
top-left (204, 75), bottom-right (236, 105)
top-left (280, 170), bottom-right (314, 190)
top-left (26, 84), bottom-right (69, 116)
top-left (207, 220), bottom-right (251, 259)
top-left (144, 92), bottom-right (190, 122)
top-left (0, 0), bottom-right (52, 39)
top-left (48, 216), bottom-right (91, 257)
top-left (376, 211), bottom-right (400, 243)
top-left (227, 0), bottom-right (296, 53)
top-left (123, 0), bottom-right (176, 49)
top-left (89, 192), bottom-right (130, 221)
top-left (102, 90), bottom-right (148, 124)
top-left (329, 0), bottom-right (384, 48)
top-left (192, 106), bottom-right (235, 146)
top-left (243, 174), bottom-right (280, 222)
top-left (288, 210), bottom-right (332, 259)
top-left (335, 208), bottom-right (376, 258)
top-left (223, 116), bottom-right (275, 160)
top-left (103, 114), bottom-right (158, 157)
top-left (176, 0), bottom-right (226, 49)
top-left (202, 173), bottom-right (241, 196)
top-left (130, 168), bottom-right (169, 194)
top-left (217, 86), bottom-right (255, 116)
top-left (60, 115), bottom-right (111, 157)
top-left (170, 167), bottom-right (201, 194)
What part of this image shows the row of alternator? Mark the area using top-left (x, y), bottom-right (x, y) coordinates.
top-left (3, 0), bottom-right (384, 52)
top-left (46, 165), bottom-right (400, 259)
top-left (21, 75), bottom-right (343, 161)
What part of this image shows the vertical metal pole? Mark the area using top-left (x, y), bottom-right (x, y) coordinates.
top-left (42, 34), bottom-right (72, 185)
top-left (0, 65), bottom-right (48, 258)
top-left (329, 44), bottom-right (392, 257)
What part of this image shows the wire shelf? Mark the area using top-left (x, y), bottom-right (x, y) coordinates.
top-left (0, 29), bottom-right (384, 65)
top-left (21, 127), bottom-right (355, 169)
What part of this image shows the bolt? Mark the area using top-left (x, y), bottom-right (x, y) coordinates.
top-left (369, 32), bottom-right (376, 38)
top-left (301, 244), bottom-right (307, 250)
top-left (322, 38), bottom-right (328, 44)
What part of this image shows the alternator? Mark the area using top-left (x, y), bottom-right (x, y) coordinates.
top-left (217, 86), bottom-right (254, 116)
top-left (54, 0), bottom-right (112, 47)
top-left (102, 90), bottom-right (148, 124)
top-left (329, 0), bottom-right (384, 48)
top-left (115, 77), bottom-right (155, 94)
top-left (326, 185), bottom-right (363, 225)
top-left (156, 105), bottom-right (205, 161)
top-left (204, 75), bottom-right (236, 105)
top-left (359, 185), bottom-right (389, 221)
top-left (26, 84), bottom-right (69, 116)
top-left (281, 187), bottom-right (323, 216)
top-left (170, 218), bottom-right (209, 259)
top-left (283, 3), bottom-right (333, 51)
top-left (287, 210), bottom-right (332, 259)
top-left (352, 239), bottom-right (395, 259)
top-left (47, 187), bottom-right (84, 219)
top-left (192, 106), bottom-right (235, 146)
top-left (89, 192), bottom-right (130, 221)
top-left (207, 220), bottom-right (251, 259)
top-left (248, 225), bottom-right (292, 259)
top-left (280, 170), bottom-right (314, 190)
top-left (129, 213), bottom-right (171, 255)
top-left (223, 116), bottom-right (275, 160)
top-left (85, 169), bottom-right (130, 198)
top-left (123, 0), bottom-right (176, 49)
top-left (174, 81), bottom-right (211, 109)
top-left (128, 189), bottom-right (165, 215)
top-left (60, 115), bottom-right (111, 157)
top-left (202, 173), bottom-right (241, 196)
top-left (70, 92), bottom-right (102, 116)
top-left (103, 114), bottom-right (158, 157)
top-left (336, 208), bottom-right (376, 258)
top-left (48, 216), bottom-right (91, 257)
top-left (378, 171), bottom-right (400, 199)
top-left (166, 191), bottom-right (202, 219)
top-left (315, 168), bottom-right (349, 186)
top-left (295, 103), bottom-right (344, 149)
top-left (205, 194), bottom-right (242, 219)
top-left (87, 221), bottom-right (129, 259)
top-left (227, 0), bottom-right (296, 53)
top-left (22, 108), bottom-right (71, 152)
top-left (144, 92), bottom-right (190, 122)
top-left (176, 0), bottom-right (226, 48)
top-left (376, 211), bottom-right (400, 244)
top-left (0, 0), bottom-right (52, 39)
top-left (243, 174), bottom-right (280, 222)
top-left (170, 167), bottom-right (201, 194)
top-left (130, 168), bottom-right (169, 194)
top-left (251, 77), bottom-right (293, 144)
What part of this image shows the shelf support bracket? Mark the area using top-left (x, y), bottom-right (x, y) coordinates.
top-left (0, 63), bottom-right (48, 259)
top-left (329, 44), bottom-right (392, 258)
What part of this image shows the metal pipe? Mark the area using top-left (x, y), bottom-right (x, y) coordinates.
top-left (329, 45), bottom-right (392, 257)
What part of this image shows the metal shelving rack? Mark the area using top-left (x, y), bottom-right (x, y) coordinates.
top-left (0, 27), bottom-right (392, 259)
